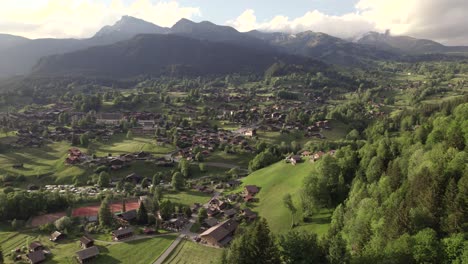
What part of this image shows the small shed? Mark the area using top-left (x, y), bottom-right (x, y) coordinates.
top-left (112, 227), bottom-right (134, 241)
top-left (76, 246), bottom-right (99, 263)
top-left (79, 236), bottom-right (94, 249)
top-left (50, 231), bottom-right (65, 242)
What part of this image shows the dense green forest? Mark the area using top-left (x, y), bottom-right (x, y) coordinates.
top-left (224, 99), bottom-right (468, 264)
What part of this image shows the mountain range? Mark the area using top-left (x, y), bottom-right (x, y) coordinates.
top-left (0, 16), bottom-right (467, 78)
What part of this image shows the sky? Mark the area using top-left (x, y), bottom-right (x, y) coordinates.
top-left (0, 0), bottom-right (467, 45)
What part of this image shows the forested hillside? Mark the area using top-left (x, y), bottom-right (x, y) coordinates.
top-left (322, 100), bottom-right (468, 263)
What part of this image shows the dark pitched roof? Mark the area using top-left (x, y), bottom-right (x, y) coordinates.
top-left (223, 208), bottom-right (237, 217)
top-left (244, 185), bottom-right (259, 194)
top-left (118, 209), bottom-right (137, 221)
top-left (27, 250), bottom-right (46, 264)
top-left (79, 236), bottom-right (94, 245)
top-left (112, 227), bottom-right (134, 237)
top-left (200, 219), bottom-right (238, 244)
top-left (76, 246), bottom-right (99, 261)
top-left (29, 241), bottom-right (43, 250)
top-left (203, 217), bottom-right (219, 227)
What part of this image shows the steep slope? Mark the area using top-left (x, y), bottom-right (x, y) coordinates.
top-left (33, 34), bottom-right (319, 78)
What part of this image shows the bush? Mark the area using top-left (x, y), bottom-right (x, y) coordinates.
top-left (55, 216), bottom-right (73, 231)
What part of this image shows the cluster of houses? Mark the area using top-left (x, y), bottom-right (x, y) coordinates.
top-left (173, 128), bottom-right (255, 160)
top-left (285, 149), bottom-right (337, 165)
top-left (193, 185), bottom-right (260, 247)
top-left (21, 233), bottom-right (98, 264)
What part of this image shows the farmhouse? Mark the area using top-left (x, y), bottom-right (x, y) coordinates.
top-left (116, 209), bottom-right (137, 222)
top-left (112, 227), bottom-right (134, 241)
top-left (241, 208), bottom-right (257, 221)
top-left (79, 236), bottom-right (94, 249)
top-left (27, 250), bottom-right (46, 264)
top-left (289, 155), bottom-right (302, 165)
top-left (244, 185), bottom-right (259, 196)
top-left (29, 241), bottom-right (44, 252)
top-left (200, 219), bottom-right (238, 247)
top-left (223, 208), bottom-right (238, 218)
top-left (49, 231), bottom-right (65, 242)
top-left (76, 246), bottom-right (100, 263)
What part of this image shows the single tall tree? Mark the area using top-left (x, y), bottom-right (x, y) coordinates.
top-left (99, 197), bottom-right (113, 227)
top-left (198, 207), bottom-right (208, 224)
top-left (137, 202), bottom-right (148, 225)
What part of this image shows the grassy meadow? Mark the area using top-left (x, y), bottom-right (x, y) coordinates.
top-left (163, 240), bottom-right (223, 264)
top-left (0, 229), bottom-right (176, 264)
top-left (235, 161), bottom-right (332, 236)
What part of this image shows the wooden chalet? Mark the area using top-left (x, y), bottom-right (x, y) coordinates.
top-left (79, 236), bottom-right (94, 249)
top-left (29, 241), bottom-right (44, 252)
top-left (200, 219), bottom-right (238, 247)
top-left (76, 246), bottom-right (99, 263)
top-left (49, 231), bottom-right (65, 242)
top-left (223, 208), bottom-right (237, 218)
top-left (27, 250), bottom-right (46, 264)
top-left (244, 185), bottom-right (259, 196)
top-left (241, 208), bottom-right (257, 221)
top-left (112, 227), bottom-right (134, 241)
top-left (116, 209), bottom-right (137, 222)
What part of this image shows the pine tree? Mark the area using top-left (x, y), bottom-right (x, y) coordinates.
top-left (137, 202), bottom-right (148, 225)
top-left (225, 218), bottom-right (280, 264)
top-left (99, 197), bottom-right (113, 227)
top-left (251, 218), bottom-right (281, 264)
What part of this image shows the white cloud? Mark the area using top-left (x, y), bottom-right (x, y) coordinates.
top-left (0, 0), bottom-right (201, 39)
top-left (227, 0), bottom-right (468, 45)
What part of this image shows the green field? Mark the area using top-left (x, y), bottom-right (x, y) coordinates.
top-left (236, 161), bottom-right (332, 235)
top-left (96, 235), bottom-right (177, 264)
top-left (164, 190), bottom-right (211, 206)
top-left (163, 240), bottom-right (223, 264)
top-left (91, 134), bottom-right (175, 157)
top-left (0, 134), bottom-right (176, 186)
top-left (205, 151), bottom-right (254, 168)
top-left (0, 230), bottom-right (176, 264)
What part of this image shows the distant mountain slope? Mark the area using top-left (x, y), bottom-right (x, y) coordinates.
top-left (92, 15), bottom-right (169, 44)
top-left (0, 34), bottom-right (30, 51)
top-left (170, 19), bottom-right (273, 50)
top-left (33, 34), bottom-right (319, 78)
top-left (247, 30), bottom-right (398, 66)
top-left (0, 16), bottom-right (171, 78)
top-left (357, 31), bottom-right (446, 53)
